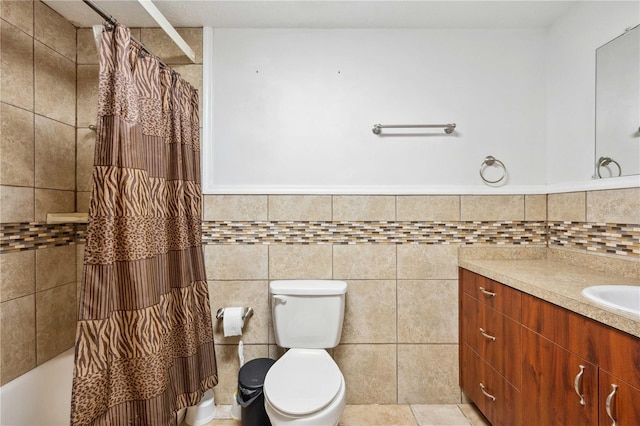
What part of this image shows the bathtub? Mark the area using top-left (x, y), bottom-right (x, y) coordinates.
top-left (0, 349), bottom-right (191, 426)
top-left (0, 348), bottom-right (74, 426)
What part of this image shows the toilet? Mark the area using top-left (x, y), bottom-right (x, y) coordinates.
top-left (263, 280), bottom-right (348, 426)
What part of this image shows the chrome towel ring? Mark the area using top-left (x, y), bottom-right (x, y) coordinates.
top-left (596, 156), bottom-right (622, 178)
top-left (480, 156), bottom-right (507, 185)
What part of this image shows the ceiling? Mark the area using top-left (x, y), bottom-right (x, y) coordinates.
top-left (43, 0), bottom-right (577, 29)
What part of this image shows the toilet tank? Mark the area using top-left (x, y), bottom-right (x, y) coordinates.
top-left (270, 280), bottom-right (347, 349)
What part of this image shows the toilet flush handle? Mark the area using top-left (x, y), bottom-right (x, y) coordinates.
top-left (273, 295), bottom-right (287, 305)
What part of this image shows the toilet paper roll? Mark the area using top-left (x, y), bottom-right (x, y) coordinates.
top-left (223, 307), bottom-right (245, 337)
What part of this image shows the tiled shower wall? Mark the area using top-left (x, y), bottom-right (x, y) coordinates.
top-left (203, 191), bottom-right (639, 405)
top-left (0, 0), bottom-right (203, 385)
top-left (0, 0), bottom-right (78, 385)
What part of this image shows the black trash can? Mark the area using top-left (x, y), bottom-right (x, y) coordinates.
top-left (237, 358), bottom-right (276, 426)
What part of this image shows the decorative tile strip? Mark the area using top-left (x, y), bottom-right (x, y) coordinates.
top-left (3, 220), bottom-right (637, 258)
top-left (201, 221), bottom-right (548, 246)
top-left (548, 221), bottom-right (640, 257)
top-left (0, 222), bottom-right (77, 253)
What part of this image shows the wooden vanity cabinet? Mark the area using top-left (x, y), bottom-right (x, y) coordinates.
top-left (459, 268), bottom-right (640, 426)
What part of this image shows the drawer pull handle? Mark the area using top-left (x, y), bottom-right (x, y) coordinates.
top-left (573, 365), bottom-right (586, 406)
top-left (479, 383), bottom-right (496, 401)
top-left (605, 384), bottom-right (618, 426)
top-left (479, 327), bottom-right (496, 341)
top-left (479, 287), bottom-right (496, 297)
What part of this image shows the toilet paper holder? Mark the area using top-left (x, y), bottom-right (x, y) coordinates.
top-left (216, 307), bottom-right (253, 321)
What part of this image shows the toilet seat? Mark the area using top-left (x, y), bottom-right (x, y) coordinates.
top-left (264, 349), bottom-right (342, 417)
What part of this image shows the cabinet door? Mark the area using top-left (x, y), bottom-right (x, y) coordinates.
top-left (599, 370), bottom-right (640, 426)
top-left (461, 343), bottom-right (521, 426)
top-left (522, 328), bottom-right (598, 426)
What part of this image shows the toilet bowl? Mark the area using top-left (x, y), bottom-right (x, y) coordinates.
top-left (264, 349), bottom-right (346, 426)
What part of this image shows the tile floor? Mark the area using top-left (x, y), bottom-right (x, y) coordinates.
top-left (189, 404), bottom-right (491, 426)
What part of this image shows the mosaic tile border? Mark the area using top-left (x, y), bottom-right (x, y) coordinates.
top-left (2, 220), bottom-right (639, 258)
top-left (548, 221), bottom-right (640, 257)
top-left (201, 221), bottom-right (548, 245)
top-left (0, 222), bottom-right (77, 253)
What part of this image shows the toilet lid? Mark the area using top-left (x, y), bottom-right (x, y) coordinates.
top-left (264, 349), bottom-right (342, 416)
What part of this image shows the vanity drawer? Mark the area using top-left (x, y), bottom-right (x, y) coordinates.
top-left (462, 293), bottom-right (522, 389)
top-left (461, 343), bottom-right (521, 426)
top-left (459, 268), bottom-right (521, 320)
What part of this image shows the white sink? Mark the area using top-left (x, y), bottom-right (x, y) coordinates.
top-left (581, 285), bottom-right (640, 315)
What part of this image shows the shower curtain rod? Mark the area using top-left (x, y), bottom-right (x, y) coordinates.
top-left (81, 0), bottom-right (195, 65)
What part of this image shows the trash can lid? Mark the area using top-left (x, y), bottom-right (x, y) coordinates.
top-left (238, 358), bottom-right (276, 390)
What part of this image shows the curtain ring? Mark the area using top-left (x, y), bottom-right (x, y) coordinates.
top-left (596, 156), bottom-right (622, 178)
top-left (480, 156), bottom-right (507, 185)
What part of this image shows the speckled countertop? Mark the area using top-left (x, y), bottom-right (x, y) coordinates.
top-left (458, 258), bottom-right (640, 338)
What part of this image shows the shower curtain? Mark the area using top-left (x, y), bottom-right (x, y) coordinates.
top-left (71, 24), bottom-right (217, 426)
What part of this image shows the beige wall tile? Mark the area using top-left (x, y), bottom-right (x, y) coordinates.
top-left (341, 280), bottom-right (396, 344)
top-left (333, 245), bottom-right (396, 279)
top-left (460, 195), bottom-right (524, 221)
top-left (35, 189), bottom-right (75, 222)
top-left (548, 192), bottom-right (586, 222)
top-left (397, 196), bottom-right (460, 221)
top-left (35, 244), bottom-right (76, 292)
top-left (0, 185), bottom-right (34, 222)
top-left (76, 28), bottom-right (99, 65)
top-left (1, 103), bottom-right (34, 186)
top-left (76, 191), bottom-right (91, 213)
top-left (76, 65), bottom-right (99, 128)
top-left (525, 194), bottom-right (547, 221)
top-left (458, 246), bottom-right (547, 261)
top-left (36, 282), bottom-right (76, 364)
top-left (397, 344), bottom-right (460, 404)
top-left (397, 245), bottom-right (459, 279)
top-left (268, 195), bottom-right (332, 221)
top-left (269, 244), bottom-right (333, 279)
top-left (212, 344), bottom-right (268, 405)
top-left (397, 280), bottom-right (458, 343)
top-left (203, 195), bottom-right (267, 221)
top-left (208, 280), bottom-right (269, 345)
top-left (140, 28), bottom-right (203, 64)
top-left (1, 20), bottom-right (34, 111)
top-left (0, 250), bottom-right (35, 302)
top-left (34, 1), bottom-right (75, 61)
top-left (76, 129), bottom-right (96, 192)
top-left (587, 188), bottom-right (640, 224)
top-left (34, 115), bottom-right (75, 190)
top-left (76, 243), bottom-right (85, 282)
top-left (34, 41), bottom-right (75, 126)
top-left (1, 0), bottom-right (34, 36)
top-left (0, 295), bottom-right (36, 385)
top-left (333, 195), bottom-right (395, 221)
top-left (204, 245), bottom-right (268, 280)
top-left (334, 344), bottom-right (397, 404)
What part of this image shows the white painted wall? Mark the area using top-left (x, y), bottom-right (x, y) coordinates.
top-left (202, 1), bottom-right (640, 194)
top-left (205, 28), bottom-right (547, 194)
top-left (545, 0), bottom-right (639, 187)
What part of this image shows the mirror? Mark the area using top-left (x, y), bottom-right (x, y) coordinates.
top-left (595, 25), bottom-right (640, 178)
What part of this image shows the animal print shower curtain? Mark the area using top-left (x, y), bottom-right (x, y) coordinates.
top-left (71, 24), bottom-right (217, 426)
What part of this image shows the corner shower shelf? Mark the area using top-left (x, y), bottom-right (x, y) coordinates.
top-left (46, 213), bottom-right (88, 224)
